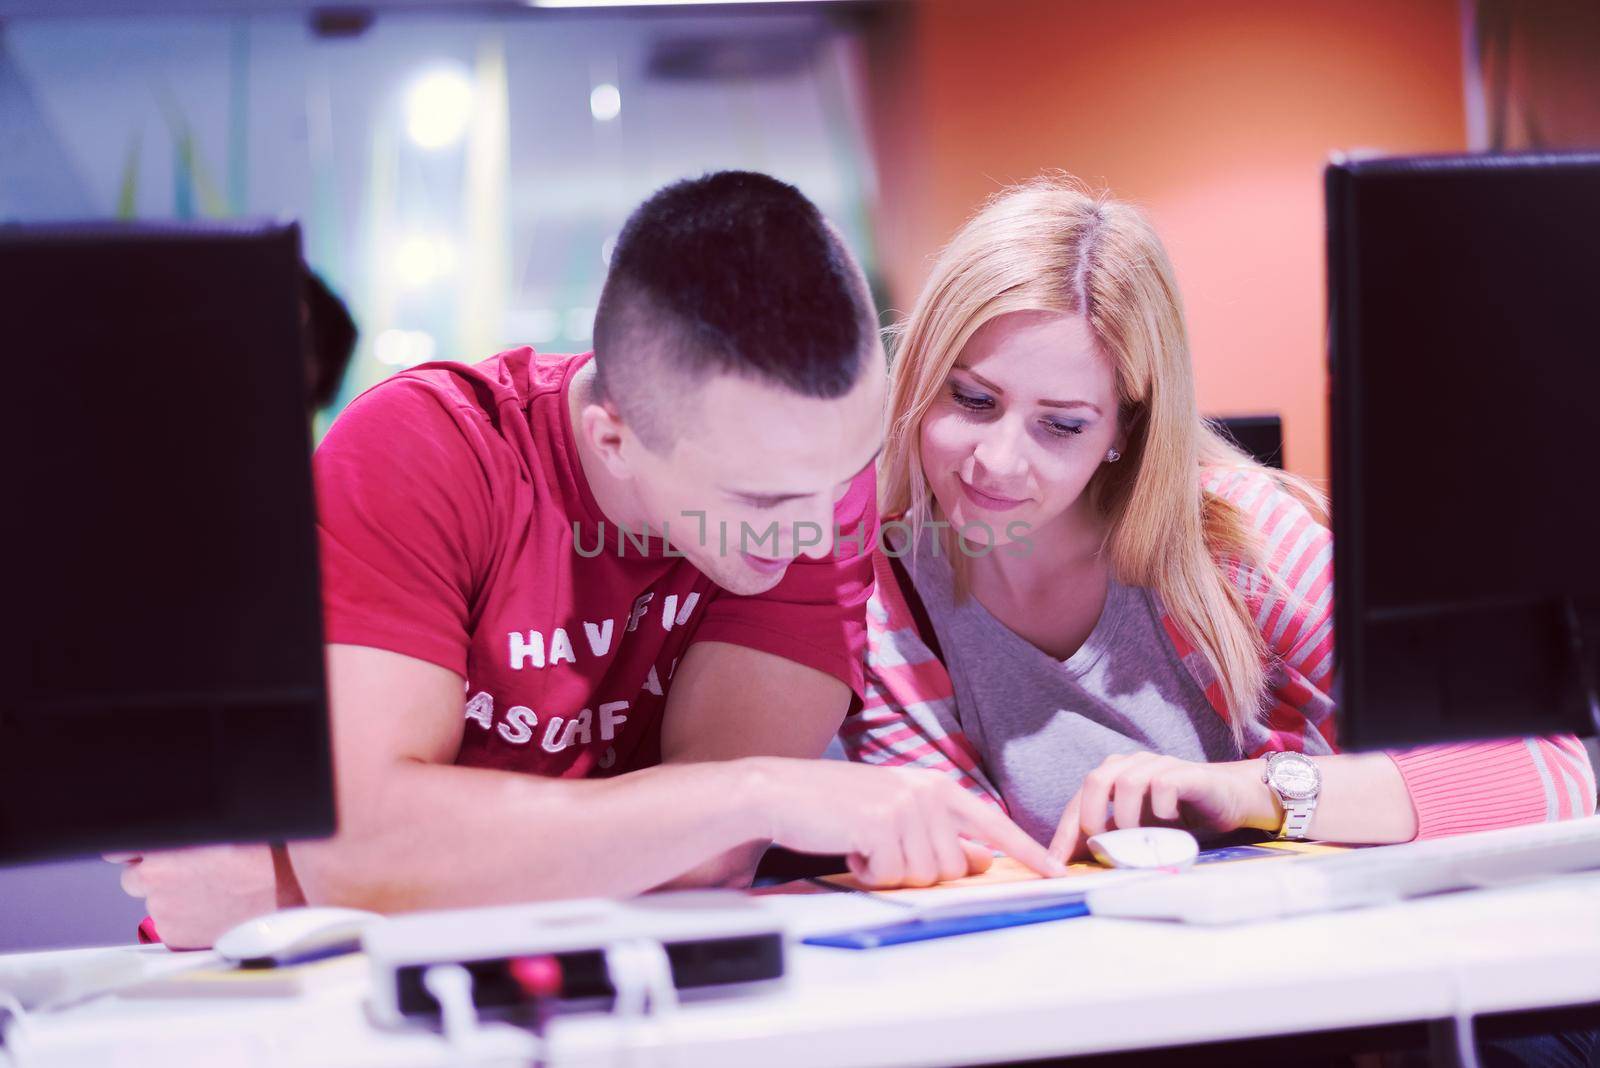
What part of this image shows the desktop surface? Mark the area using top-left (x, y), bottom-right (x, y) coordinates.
top-left (5, 864), bottom-right (1600, 1068)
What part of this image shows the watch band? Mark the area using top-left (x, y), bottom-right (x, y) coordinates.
top-left (1278, 796), bottom-right (1317, 840)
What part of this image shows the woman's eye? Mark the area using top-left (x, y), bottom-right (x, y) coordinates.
top-left (1043, 419), bottom-right (1086, 438)
top-left (949, 385), bottom-right (993, 411)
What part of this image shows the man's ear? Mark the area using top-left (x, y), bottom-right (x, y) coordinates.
top-left (580, 401), bottom-right (635, 480)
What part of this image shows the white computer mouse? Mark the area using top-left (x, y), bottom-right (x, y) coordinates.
top-left (1086, 827), bottom-right (1200, 870)
top-left (214, 906), bottom-right (382, 965)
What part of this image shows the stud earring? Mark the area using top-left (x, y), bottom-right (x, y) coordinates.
top-left (1105, 448), bottom-right (1121, 463)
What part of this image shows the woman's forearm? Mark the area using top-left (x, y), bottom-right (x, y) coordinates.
top-left (1225, 752), bottom-right (1419, 844)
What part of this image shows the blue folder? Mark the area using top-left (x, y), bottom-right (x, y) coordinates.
top-left (802, 893), bottom-right (1091, 950)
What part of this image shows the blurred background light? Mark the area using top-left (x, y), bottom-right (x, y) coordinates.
top-left (4, 0), bottom-right (1587, 484)
top-left (506, 308), bottom-right (562, 345)
top-left (405, 66), bottom-right (474, 150)
top-left (589, 82), bottom-right (622, 122)
top-left (374, 328), bottom-right (437, 367)
top-left (564, 305), bottom-right (596, 341)
top-left (394, 234), bottom-right (456, 288)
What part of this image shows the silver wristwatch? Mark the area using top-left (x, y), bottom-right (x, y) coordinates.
top-left (1262, 751), bottom-right (1321, 840)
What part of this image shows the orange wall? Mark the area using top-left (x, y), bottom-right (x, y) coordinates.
top-left (863, 0), bottom-right (1469, 481)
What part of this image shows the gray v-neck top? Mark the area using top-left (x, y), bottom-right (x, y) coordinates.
top-left (907, 539), bottom-right (1243, 844)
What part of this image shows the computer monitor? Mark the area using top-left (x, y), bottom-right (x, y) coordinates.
top-left (1212, 414), bottom-right (1284, 470)
top-left (1, 221), bottom-right (335, 863)
top-left (1327, 152), bottom-right (1600, 750)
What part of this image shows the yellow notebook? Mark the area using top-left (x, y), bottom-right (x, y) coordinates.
top-left (798, 839), bottom-right (1350, 899)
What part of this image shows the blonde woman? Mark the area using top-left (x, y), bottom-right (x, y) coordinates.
top-left (843, 176), bottom-right (1595, 862)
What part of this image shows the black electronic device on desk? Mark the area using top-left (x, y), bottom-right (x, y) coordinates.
top-left (0, 221), bottom-right (333, 862)
top-left (364, 892), bottom-right (786, 1028)
top-left (1327, 152), bottom-right (1600, 750)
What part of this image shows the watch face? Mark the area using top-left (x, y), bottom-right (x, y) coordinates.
top-left (1270, 756), bottom-right (1320, 800)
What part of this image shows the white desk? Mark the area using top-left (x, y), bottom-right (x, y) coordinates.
top-left (5, 872), bottom-right (1600, 1068)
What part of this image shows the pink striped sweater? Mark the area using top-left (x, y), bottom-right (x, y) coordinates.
top-left (842, 468), bottom-right (1597, 840)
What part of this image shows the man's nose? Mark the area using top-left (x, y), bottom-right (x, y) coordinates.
top-left (788, 497), bottom-right (837, 560)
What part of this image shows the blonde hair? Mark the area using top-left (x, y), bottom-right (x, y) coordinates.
top-left (881, 174), bottom-right (1324, 737)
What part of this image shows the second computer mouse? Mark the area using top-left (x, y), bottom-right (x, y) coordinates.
top-left (1086, 827), bottom-right (1200, 870)
top-left (215, 906), bottom-right (382, 966)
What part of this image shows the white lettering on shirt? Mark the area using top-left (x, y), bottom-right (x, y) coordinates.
top-left (498, 705), bottom-right (537, 745)
top-left (560, 707), bottom-right (593, 748)
top-left (548, 628), bottom-right (576, 666)
top-left (509, 631), bottom-right (546, 670)
top-left (643, 664), bottom-right (664, 697)
top-left (626, 593), bottom-right (654, 633)
top-left (583, 618), bottom-right (615, 658)
top-left (540, 716), bottom-right (568, 753)
top-left (660, 591), bottom-right (701, 632)
top-left (599, 701), bottom-right (629, 742)
top-left (675, 592), bottom-right (700, 627)
top-left (506, 588), bottom-right (693, 674)
top-left (464, 691), bottom-right (495, 730)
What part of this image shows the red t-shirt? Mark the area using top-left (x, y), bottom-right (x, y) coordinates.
top-left (314, 347), bottom-right (875, 779)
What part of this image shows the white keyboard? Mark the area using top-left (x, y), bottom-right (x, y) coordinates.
top-left (1085, 815), bottom-right (1600, 925)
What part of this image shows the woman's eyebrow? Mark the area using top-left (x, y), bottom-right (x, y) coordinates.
top-left (953, 365), bottom-right (1102, 415)
top-left (1038, 398), bottom-right (1102, 414)
top-left (953, 363), bottom-right (1003, 393)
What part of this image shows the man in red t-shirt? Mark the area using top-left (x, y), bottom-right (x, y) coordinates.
top-left (114, 172), bottom-right (1058, 946)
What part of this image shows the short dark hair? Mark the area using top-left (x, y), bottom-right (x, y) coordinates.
top-left (592, 170), bottom-right (875, 449)
top-left (302, 267), bottom-right (357, 411)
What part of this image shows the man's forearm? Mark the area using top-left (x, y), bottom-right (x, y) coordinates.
top-left (644, 642), bottom-right (851, 892)
top-left (652, 840), bottom-right (770, 891)
top-left (289, 758), bottom-right (771, 912)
